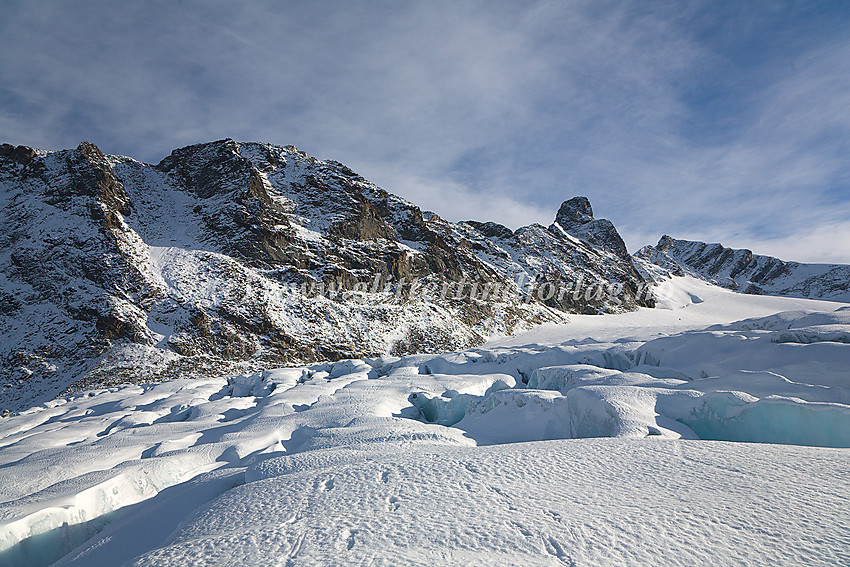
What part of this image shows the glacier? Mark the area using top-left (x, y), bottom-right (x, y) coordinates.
top-left (0, 276), bottom-right (848, 566)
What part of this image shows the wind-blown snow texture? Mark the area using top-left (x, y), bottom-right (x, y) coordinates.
top-left (0, 140), bottom-right (652, 413)
top-left (0, 277), bottom-right (848, 566)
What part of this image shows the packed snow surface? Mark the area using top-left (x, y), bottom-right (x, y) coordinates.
top-left (0, 277), bottom-right (848, 566)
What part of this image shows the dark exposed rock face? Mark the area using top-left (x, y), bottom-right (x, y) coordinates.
top-left (464, 221), bottom-right (514, 240)
top-left (0, 139), bottom-right (653, 412)
top-left (0, 144), bottom-right (36, 166)
top-left (551, 196), bottom-right (630, 259)
top-left (555, 196), bottom-right (594, 224)
top-left (637, 235), bottom-right (850, 300)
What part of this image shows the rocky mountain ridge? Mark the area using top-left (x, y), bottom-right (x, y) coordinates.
top-left (636, 235), bottom-right (850, 301)
top-left (0, 139), bottom-right (651, 412)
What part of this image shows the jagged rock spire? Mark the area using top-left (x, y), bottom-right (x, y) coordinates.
top-left (555, 196), bottom-right (594, 226)
top-left (551, 196), bottom-right (629, 259)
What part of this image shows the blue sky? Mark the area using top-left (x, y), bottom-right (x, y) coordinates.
top-left (2, 0), bottom-right (850, 262)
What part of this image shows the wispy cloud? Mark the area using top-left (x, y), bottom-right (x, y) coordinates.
top-left (1, 0), bottom-right (849, 262)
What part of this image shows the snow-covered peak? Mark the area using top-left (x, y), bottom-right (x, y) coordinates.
top-left (0, 140), bottom-right (652, 412)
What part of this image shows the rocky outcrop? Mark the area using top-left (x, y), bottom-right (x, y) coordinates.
top-left (637, 235), bottom-right (850, 300)
top-left (0, 144), bottom-right (36, 167)
top-left (0, 139), bottom-right (653, 412)
top-left (550, 196), bottom-right (629, 259)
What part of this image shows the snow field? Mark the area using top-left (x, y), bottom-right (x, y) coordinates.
top-left (0, 276), bottom-right (847, 565)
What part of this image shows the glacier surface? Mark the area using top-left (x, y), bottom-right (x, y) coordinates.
top-left (0, 277), bottom-right (848, 566)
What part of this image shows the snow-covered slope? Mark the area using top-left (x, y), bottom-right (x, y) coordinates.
top-left (638, 235), bottom-right (850, 301)
top-left (0, 140), bottom-right (652, 413)
top-left (0, 277), bottom-right (847, 566)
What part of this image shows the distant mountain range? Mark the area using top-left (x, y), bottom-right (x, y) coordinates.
top-left (636, 235), bottom-right (850, 302)
top-left (1, 139), bottom-right (848, 412)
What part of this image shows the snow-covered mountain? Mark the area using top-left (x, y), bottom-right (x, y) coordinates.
top-left (637, 235), bottom-right (850, 301)
top-left (2, 140), bottom-right (849, 565)
top-left (0, 140), bottom-right (651, 412)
